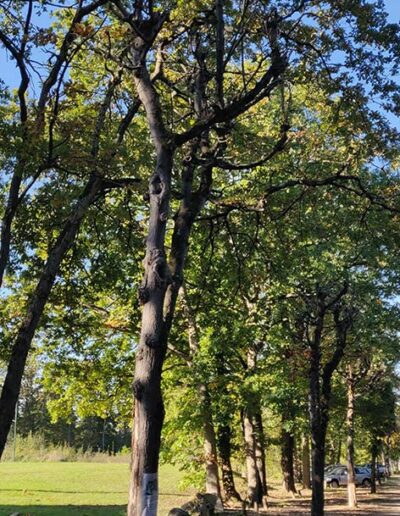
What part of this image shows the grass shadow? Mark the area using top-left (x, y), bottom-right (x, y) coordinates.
top-left (0, 505), bottom-right (126, 516)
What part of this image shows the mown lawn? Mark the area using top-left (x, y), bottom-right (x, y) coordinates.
top-left (0, 462), bottom-right (195, 515)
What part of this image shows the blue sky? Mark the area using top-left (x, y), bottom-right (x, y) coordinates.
top-left (0, 0), bottom-right (399, 131)
top-left (385, 0), bottom-right (399, 21)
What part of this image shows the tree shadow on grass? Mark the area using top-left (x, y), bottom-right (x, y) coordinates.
top-left (0, 504), bottom-right (126, 516)
top-left (0, 489), bottom-right (126, 494)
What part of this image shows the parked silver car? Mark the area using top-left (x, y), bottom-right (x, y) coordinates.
top-left (362, 463), bottom-right (387, 478)
top-left (324, 464), bottom-right (345, 474)
top-left (325, 466), bottom-right (371, 487)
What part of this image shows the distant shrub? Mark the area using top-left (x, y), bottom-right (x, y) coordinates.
top-left (2, 433), bottom-right (130, 463)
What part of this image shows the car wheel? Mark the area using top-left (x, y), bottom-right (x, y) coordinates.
top-left (362, 479), bottom-right (371, 487)
top-left (331, 479), bottom-right (339, 488)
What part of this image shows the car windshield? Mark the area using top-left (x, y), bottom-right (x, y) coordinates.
top-left (330, 467), bottom-right (345, 475)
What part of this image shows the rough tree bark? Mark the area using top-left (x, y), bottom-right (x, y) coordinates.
top-left (384, 436), bottom-right (391, 477)
top-left (309, 302), bottom-right (326, 516)
top-left (217, 423), bottom-right (241, 502)
top-left (281, 421), bottom-right (297, 495)
top-left (309, 371), bottom-right (327, 516)
top-left (308, 285), bottom-right (351, 516)
top-left (242, 347), bottom-right (267, 509)
top-left (127, 12), bottom-right (218, 515)
top-left (128, 27), bottom-right (174, 511)
top-left (242, 409), bottom-right (263, 510)
top-left (214, 351), bottom-right (241, 503)
top-left (302, 434), bottom-right (311, 489)
top-left (200, 385), bottom-right (222, 500)
top-left (370, 440), bottom-right (378, 494)
top-left (346, 365), bottom-right (357, 508)
top-left (253, 411), bottom-right (268, 500)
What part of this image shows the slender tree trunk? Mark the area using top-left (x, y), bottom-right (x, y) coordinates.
top-left (0, 43), bottom-right (30, 288)
top-left (310, 429), bottom-right (326, 516)
top-left (370, 441), bottom-right (378, 494)
top-left (242, 409), bottom-right (263, 509)
top-left (308, 289), bottom-right (351, 516)
top-left (217, 423), bottom-right (241, 502)
top-left (242, 347), bottom-right (266, 509)
top-left (327, 441), bottom-right (335, 466)
top-left (182, 286), bottom-right (222, 503)
top-left (294, 438), bottom-right (302, 484)
top-left (214, 351), bottom-right (240, 502)
top-left (384, 436), bottom-right (391, 477)
top-left (0, 172), bottom-right (23, 287)
top-left (0, 176), bottom-right (103, 457)
top-left (309, 347), bottom-right (325, 516)
top-left (346, 366), bottom-right (357, 508)
top-left (309, 354), bottom-right (331, 515)
top-left (281, 423), bottom-right (297, 495)
top-left (199, 384), bottom-right (222, 501)
top-left (253, 412), bottom-right (268, 501)
top-left (336, 438), bottom-right (342, 465)
top-left (302, 435), bottom-right (311, 489)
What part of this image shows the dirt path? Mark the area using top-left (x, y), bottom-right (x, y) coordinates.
top-left (265, 476), bottom-right (400, 515)
top-left (222, 476), bottom-right (400, 515)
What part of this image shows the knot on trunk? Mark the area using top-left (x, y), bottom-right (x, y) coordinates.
top-left (133, 379), bottom-right (145, 400)
top-left (150, 174), bottom-right (163, 195)
top-left (145, 334), bottom-right (158, 348)
top-left (138, 285), bottom-right (150, 305)
top-left (148, 249), bottom-right (171, 287)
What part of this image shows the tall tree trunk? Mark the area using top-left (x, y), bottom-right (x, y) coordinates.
top-left (199, 384), bottom-right (222, 501)
top-left (294, 438), bottom-right (302, 484)
top-left (242, 409), bottom-right (263, 509)
top-left (127, 18), bottom-right (214, 514)
top-left (302, 435), bottom-right (311, 489)
top-left (336, 437), bottom-right (342, 465)
top-left (0, 175), bottom-right (103, 457)
top-left (242, 346), bottom-right (266, 509)
top-left (0, 171), bottom-right (23, 287)
top-left (217, 423), bottom-right (241, 502)
top-left (370, 441), bottom-right (378, 494)
top-left (309, 346), bottom-right (326, 516)
top-left (281, 423), bottom-right (297, 495)
top-left (384, 435), bottom-right (391, 477)
top-left (308, 287), bottom-right (351, 516)
top-left (214, 351), bottom-right (240, 502)
top-left (346, 365), bottom-right (357, 508)
top-left (127, 17), bottom-right (175, 516)
top-left (253, 412), bottom-right (268, 501)
top-left (128, 144), bottom-right (173, 516)
top-left (310, 428), bottom-right (326, 516)
top-left (182, 286), bottom-right (222, 503)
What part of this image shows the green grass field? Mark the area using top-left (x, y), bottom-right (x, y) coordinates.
top-left (0, 462), bottom-right (195, 515)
